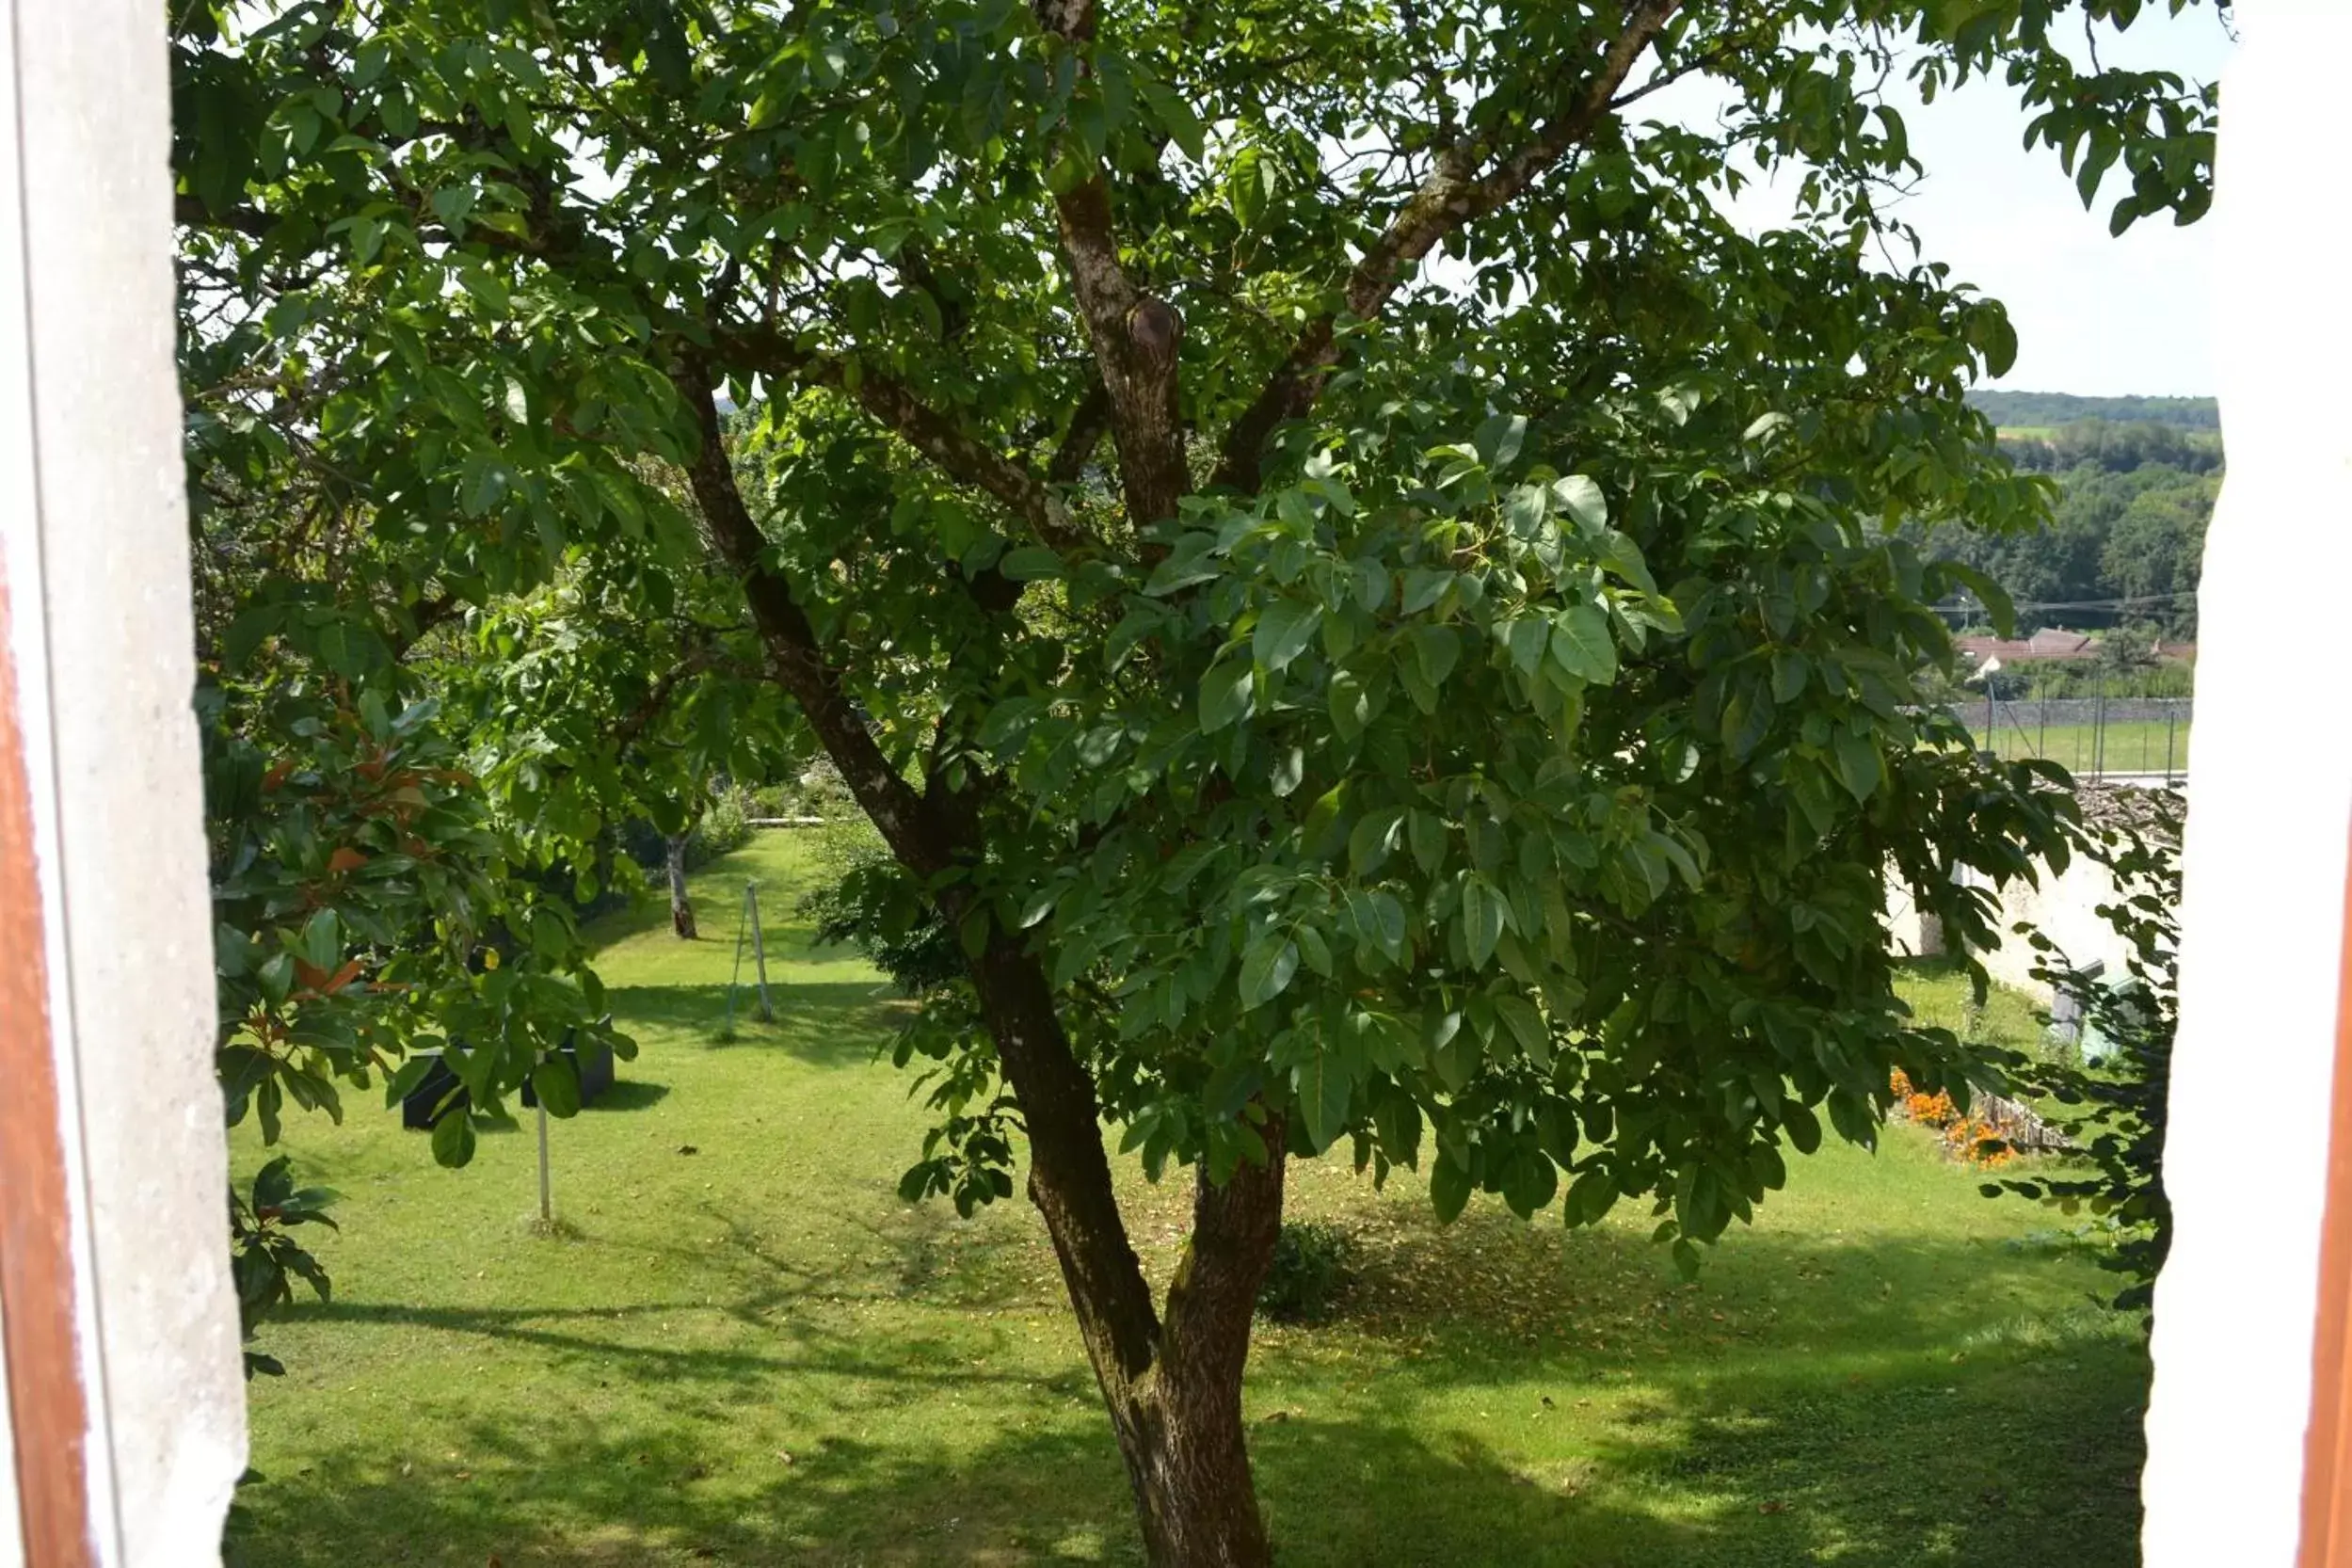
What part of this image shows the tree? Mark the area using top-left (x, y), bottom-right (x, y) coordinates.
top-left (184, 304), bottom-right (792, 1362)
top-left (1923, 443), bottom-right (2218, 637)
top-left (172, 1), bottom-right (2217, 1560)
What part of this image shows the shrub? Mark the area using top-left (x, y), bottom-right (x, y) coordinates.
top-left (1890, 1069), bottom-right (2021, 1170)
top-left (798, 833), bottom-right (964, 995)
top-left (685, 784), bottom-right (755, 868)
top-left (1256, 1222), bottom-right (1355, 1324)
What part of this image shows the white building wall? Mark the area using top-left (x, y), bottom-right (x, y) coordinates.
top-left (2140, 2), bottom-right (2352, 1560)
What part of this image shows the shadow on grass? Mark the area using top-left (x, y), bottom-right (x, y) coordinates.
top-left (277, 1194), bottom-right (1049, 1376)
top-left (233, 1363), bottom-right (2138, 1568)
top-left (238, 1218), bottom-right (2145, 1568)
top-left (608, 982), bottom-right (906, 1064)
top-left (586, 1080), bottom-right (672, 1112)
top-left (1315, 1199), bottom-right (2128, 1373)
top-left (269, 1297), bottom-right (1053, 1391)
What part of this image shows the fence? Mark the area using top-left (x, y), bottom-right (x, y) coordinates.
top-left (1956, 695), bottom-right (2193, 782)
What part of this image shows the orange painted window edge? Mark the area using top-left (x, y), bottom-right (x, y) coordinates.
top-left (2302, 811), bottom-right (2352, 1560)
top-left (0, 560), bottom-right (95, 1564)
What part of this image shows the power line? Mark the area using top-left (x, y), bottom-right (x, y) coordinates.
top-left (1930, 591), bottom-right (2196, 617)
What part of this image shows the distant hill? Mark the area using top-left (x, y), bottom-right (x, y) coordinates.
top-left (1968, 391), bottom-right (2218, 430)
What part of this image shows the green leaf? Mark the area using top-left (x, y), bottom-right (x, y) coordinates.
top-left (1548, 603), bottom-right (1617, 683)
top-left (223, 605), bottom-right (283, 669)
top-left (532, 1056), bottom-right (582, 1118)
top-left (1832, 728), bottom-right (1880, 803)
top-left (1401, 568), bottom-right (1453, 615)
top-left (1461, 877), bottom-right (1506, 968)
top-left (1410, 624), bottom-right (1460, 689)
top-left (1269, 745), bottom-right (1304, 796)
top-left (430, 1109), bottom-right (477, 1167)
top-left (1252, 599), bottom-right (1319, 672)
top-left (1017, 884), bottom-right (1061, 930)
top-left (999, 546), bottom-right (1064, 581)
top-left (1431, 1154), bottom-right (1473, 1224)
top-left (1131, 67), bottom-right (1205, 160)
top-left (1239, 935), bottom-right (1299, 1009)
top-left (1503, 1152), bottom-right (1557, 1218)
top-left (1408, 810), bottom-right (1447, 875)
top-left (1770, 650), bottom-right (1809, 703)
top-left (1783, 1101), bottom-right (1823, 1156)
top-left (300, 908), bottom-right (340, 972)
top-left (1349, 806), bottom-right (1404, 875)
top-left (1198, 658), bottom-right (1254, 733)
top-left (1932, 559), bottom-right (2017, 639)
top-left (1476, 412), bottom-right (1528, 468)
top-left (1722, 683), bottom-right (1772, 761)
top-left (252, 1155), bottom-right (295, 1210)
top-left (257, 952), bottom-right (296, 1008)
top-left (1297, 1045), bottom-right (1352, 1153)
top-left (1144, 534), bottom-right (1223, 595)
top-left (1304, 781), bottom-right (1350, 846)
top-left (1567, 1165), bottom-right (1618, 1226)
top-left (1367, 890), bottom-right (1408, 963)
top-left (1492, 993), bottom-right (1550, 1065)
top-left (1551, 474), bottom-right (1607, 531)
top-left (1503, 616), bottom-right (1548, 677)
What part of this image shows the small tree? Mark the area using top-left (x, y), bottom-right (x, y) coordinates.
top-left (173, 0), bottom-right (2217, 1558)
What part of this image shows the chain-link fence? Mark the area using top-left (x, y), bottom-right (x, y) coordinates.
top-left (1955, 695), bottom-right (2193, 781)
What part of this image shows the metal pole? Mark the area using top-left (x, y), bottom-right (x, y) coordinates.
top-left (535, 1048), bottom-right (552, 1224)
top-left (1985, 683), bottom-right (1995, 758)
top-left (747, 881), bottom-right (774, 1022)
top-left (2093, 690), bottom-right (2106, 781)
top-left (536, 1100), bottom-right (552, 1223)
top-left (2167, 700), bottom-right (2179, 783)
top-left (2039, 696), bottom-right (2047, 764)
top-left (724, 889), bottom-right (749, 1032)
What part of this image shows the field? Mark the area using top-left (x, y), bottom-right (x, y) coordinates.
top-left (1962, 719), bottom-right (2193, 778)
top-left (232, 833), bottom-right (2150, 1568)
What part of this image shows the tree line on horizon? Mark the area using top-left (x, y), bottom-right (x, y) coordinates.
top-left (1921, 407), bottom-right (2218, 646)
top-left (1966, 388), bottom-right (2217, 432)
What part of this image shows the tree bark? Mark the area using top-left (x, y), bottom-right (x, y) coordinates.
top-left (664, 832), bottom-right (696, 939)
top-left (1110, 1115), bottom-right (1288, 1568)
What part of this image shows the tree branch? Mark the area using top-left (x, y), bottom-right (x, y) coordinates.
top-left (610, 643), bottom-right (728, 755)
top-left (1032, 2), bottom-right (1189, 526)
top-left (1214, 0), bottom-right (1683, 494)
top-left (673, 359), bottom-right (942, 867)
top-left (1049, 379), bottom-right (1116, 486)
top-left (710, 323), bottom-right (1088, 557)
top-left (174, 195), bottom-right (276, 240)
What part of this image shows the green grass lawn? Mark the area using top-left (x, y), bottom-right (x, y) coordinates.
top-left (232, 832), bottom-right (2150, 1568)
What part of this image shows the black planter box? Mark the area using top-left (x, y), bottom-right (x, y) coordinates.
top-left (399, 1051), bottom-right (468, 1130)
top-left (520, 1035), bottom-right (616, 1110)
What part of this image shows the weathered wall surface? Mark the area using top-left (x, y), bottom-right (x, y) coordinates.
top-left (1886, 845), bottom-right (2148, 1005)
top-left (0, 0), bottom-right (248, 1560)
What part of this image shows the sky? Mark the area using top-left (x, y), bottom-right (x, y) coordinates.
top-left (1885, 8), bottom-right (2235, 397)
top-left (1642, 8), bottom-right (2237, 398)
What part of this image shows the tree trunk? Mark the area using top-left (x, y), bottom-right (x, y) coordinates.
top-left (1104, 1115), bottom-right (1288, 1568)
top-left (664, 832), bottom-right (696, 938)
